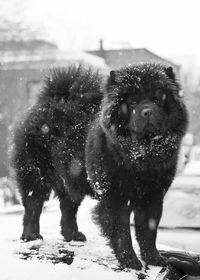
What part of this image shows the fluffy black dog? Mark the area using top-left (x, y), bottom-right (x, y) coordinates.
top-left (11, 64), bottom-right (188, 270)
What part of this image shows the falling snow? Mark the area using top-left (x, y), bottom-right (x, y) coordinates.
top-left (41, 124), bottom-right (50, 134)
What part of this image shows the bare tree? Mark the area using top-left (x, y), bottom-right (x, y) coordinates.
top-left (0, 0), bottom-right (46, 43)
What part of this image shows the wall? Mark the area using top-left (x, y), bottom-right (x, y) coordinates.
top-left (0, 66), bottom-right (47, 176)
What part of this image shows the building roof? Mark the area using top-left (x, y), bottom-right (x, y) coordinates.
top-left (0, 39), bottom-right (109, 72)
top-left (0, 49), bottom-right (109, 72)
top-left (0, 39), bottom-right (58, 52)
top-left (88, 47), bottom-right (180, 74)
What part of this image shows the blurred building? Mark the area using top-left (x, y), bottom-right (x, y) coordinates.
top-left (0, 40), bottom-right (109, 177)
top-left (87, 39), bottom-right (180, 74)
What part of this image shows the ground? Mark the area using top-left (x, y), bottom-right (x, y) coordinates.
top-left (0, 176), bottom-right (200, 280)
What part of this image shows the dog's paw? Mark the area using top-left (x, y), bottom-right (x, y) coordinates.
top-left (21, 233), bottom-right (43, 242)
top-left (118, 252), bottom-right (143, 270)
top-left (63, 231), bottom-right (87, 242)
top-left (72, 231), bottom-right (87, 242)
top-left (143, 251), bottom-right (167, 267)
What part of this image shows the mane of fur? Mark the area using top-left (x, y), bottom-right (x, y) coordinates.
top-left (41, 65), bottom-right (103, 101)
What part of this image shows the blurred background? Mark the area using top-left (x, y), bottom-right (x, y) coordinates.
top-left (0, 0), bottom-right (200, 251)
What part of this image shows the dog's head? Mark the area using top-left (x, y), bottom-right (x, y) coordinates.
top-left (103, 63), bottom-right (188, 142)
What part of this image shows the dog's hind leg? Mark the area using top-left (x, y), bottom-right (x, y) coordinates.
top-left (16, 166), bottom-right (52, 241)
top-left (53, 169), bottom-right (88, 242)
top-left (21, 195), bottom-right (45, 241)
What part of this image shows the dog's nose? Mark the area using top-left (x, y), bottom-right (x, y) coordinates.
top-left (141, 108), bottom-right (152, 118)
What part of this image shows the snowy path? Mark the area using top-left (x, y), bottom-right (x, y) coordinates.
top-left (1, 185), bottom-right (200, 280)
top-left (0, 198), bottom-right (163, 280)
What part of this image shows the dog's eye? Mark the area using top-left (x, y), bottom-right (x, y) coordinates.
top-left (152, 90), bottom-right (166, 104)
top-left (128, 101), bottom-right (137, 107)
top-left (131, 101), bottom-right (137, 106)
top-left (152, 96), bottom-right (161, 104)
top-left (127, 97), bottom-right (137, 106)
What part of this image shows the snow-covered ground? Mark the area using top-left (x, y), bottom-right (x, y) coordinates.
top-left (0, 198), bottom-right (164, 280)
top-left (1, 176), bottom-right (200, 280)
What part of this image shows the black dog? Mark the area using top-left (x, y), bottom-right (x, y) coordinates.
top-left (11, 64), bottom-right (188, 270)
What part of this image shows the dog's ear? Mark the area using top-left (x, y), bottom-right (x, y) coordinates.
top-left (165, 66), bottom-right (176, 81)
top-left (165, 66), bottom-right (183, 97)
top-left (110, 70), bottom-right (122, 84)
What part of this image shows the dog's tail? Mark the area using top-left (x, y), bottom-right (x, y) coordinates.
top-left (41, 64), bottom-right (103, 102)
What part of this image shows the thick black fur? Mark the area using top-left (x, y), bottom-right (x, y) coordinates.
top-left (11, 63), bottom-right (188, 270)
